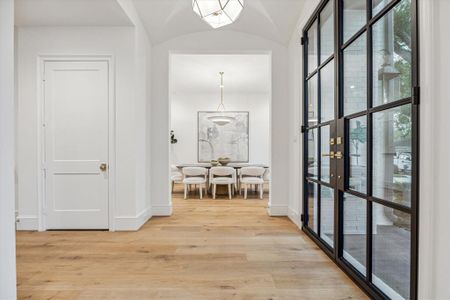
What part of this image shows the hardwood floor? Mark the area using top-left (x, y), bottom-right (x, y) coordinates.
top-left (16, 185), bottom-right (367, 300)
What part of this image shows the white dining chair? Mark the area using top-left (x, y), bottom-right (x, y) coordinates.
top-left (182, 167), bottom-right (208, 199)
top-left (171, 165), bottom-right (183, 192)
top-left (209, 167), bottom-right (236, 200)
top-left (240, 167), bottom-right (265, 199)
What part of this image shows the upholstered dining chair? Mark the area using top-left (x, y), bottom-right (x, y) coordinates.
top-left (171, 165), bottom-right (183, 192)
top-left (209, 167), bottom-right (236, 200)
top-left (182, 167), bottom-right (208, 199)
top-left (240, 167), bottom-right (265, 199)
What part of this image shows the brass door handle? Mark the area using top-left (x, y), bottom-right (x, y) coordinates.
top-left (335, 151), bottom-right (343, 159)
top-left (100, 163), bottom-right (108, 172)
top-left (322, 151), bottom-right (335, 159)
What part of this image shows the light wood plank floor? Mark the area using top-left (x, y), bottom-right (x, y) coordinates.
top-left (16, 185), bottom-right (367, 300)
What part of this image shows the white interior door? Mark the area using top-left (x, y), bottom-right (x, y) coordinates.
top-left (43, 60), bottom-right (109, 229)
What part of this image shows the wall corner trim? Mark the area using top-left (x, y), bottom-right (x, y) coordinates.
top-left (16, 215), bottom-right (39, 231)
top-left (288, 208), bottom-right (301, 229)
top-left (115, 207), bottom-right (152, 231)
top-left (267, 205), bottom-right (288, 216)
top-left (151, 205), bottom-right (173, 216)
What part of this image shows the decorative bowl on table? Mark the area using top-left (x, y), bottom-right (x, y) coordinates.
top-left (210, 160), bottom-right (219, 166)
top-left (217, 157), bottom-right (231, 166)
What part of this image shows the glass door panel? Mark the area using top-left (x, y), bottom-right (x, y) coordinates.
top-left (343, 0), bottom-right (367, 43)
top-left (343, 34), bottom-right (367, 116)
top-left (349, 116), bottom-right (367, 193)
top-left (308, 128), bottom-right (318, 179)
top-left (372, 0), bottom-right (412, 107)
top-left (373, 105), bottom-right (412, 207)
top-left (308, 75), bottom-right (319, 126)
top-left (320, 60), bottom-right (335, 122)
top-left (308, 20), bottom-right (318, 75)
top-left (320, 1), bottom-right (334, 63)
top-left (321, 125), bottom-right (331, 183)
top-left (343, 193), bottom-right (367, 276)
top-left (372, 203), bottom-right (411, 299)
top-left (307, 182), bottom-right (319, 233)
top-left (320, 186), bottom-right (335, 248)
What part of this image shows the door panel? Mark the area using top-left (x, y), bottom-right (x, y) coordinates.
top-left (44, 61), bottom-right (109, 230)
top-left (302, 0), bottom-right (418, 298)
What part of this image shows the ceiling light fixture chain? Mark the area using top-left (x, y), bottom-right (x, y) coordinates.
top-left (217, 71), bottom-right (226, 112)
top-left (207, 71), bottom-right (236, 126)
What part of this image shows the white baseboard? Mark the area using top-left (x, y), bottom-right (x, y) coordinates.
top-left (288, 208), bottom-right (302, 228)
top-left (16, 215), bottom-right (39, 231)
top-left (152, 205), bottom-right (172, 216)
top-left (115, 207), bottom-right (152, 231)
top-left (267, 205), bottom-right (288, 216)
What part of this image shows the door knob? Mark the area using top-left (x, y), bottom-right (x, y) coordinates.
top-left (100, 163), bottom-right (108, 172)
top-left (335, 151), bottom-right (343, 159)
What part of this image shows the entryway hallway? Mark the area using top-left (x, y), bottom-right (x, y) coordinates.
top-left (16, 191), bottom-right (366, 299)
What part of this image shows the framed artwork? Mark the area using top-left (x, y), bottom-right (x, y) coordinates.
top-left (197, 111), bottom-right (249, 162)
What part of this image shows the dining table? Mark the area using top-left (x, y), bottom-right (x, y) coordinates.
top-left (175, 163), bottom-right (269, 169)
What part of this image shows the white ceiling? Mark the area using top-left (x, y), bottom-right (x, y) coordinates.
top-left (171, 54), bottom-right (271, 94)
top-left (15, 0), bottom-right (312, 45)
top-left (15, 0), bottom-right (133, 27)
top-left (133, 0), bottom-right (307, 45)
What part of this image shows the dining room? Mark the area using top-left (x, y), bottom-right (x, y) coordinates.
top-left (169, 53), bottom-right (271, 204)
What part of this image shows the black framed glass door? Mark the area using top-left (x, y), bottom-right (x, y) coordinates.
top-left (302, 0), bottom-right (419, 299)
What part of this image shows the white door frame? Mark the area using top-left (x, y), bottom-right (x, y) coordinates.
top-left (36, 55), bottom-right (116, 231)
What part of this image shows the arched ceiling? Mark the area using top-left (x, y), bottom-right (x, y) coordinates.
top-left (15, 0), bottom-right (133, 27)
top-left (132, 0), bottom-right (308, 45)
top-left (15, 0), bottom-right (313, 45)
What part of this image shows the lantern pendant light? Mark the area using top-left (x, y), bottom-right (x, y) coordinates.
top-left (208, 72), bottom-right (235, 126)
top-left (192, 0), bottom-right (244, 29)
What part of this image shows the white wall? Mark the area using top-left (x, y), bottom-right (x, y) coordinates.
top-left (117, 0), bottom-right (153, 228)
top-left (287, 0), bottom-right (318, 228)
top-left (0, 0), bottom-right (17, 298)
top-left (16, 26), bottom-right (151, 231)
top-left (418, 0), bottom-right (450, 298)
top-left (151, 31), bottom-right (289, 216)
top-left (171, 92), bottom-right (270, 165)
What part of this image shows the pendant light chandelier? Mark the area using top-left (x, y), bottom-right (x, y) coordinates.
top-left (192, 0), bottom-right (244, 29)
top-left (208, 72), bottom-right (235, 126)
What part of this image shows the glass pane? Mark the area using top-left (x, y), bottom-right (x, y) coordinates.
top-left (308, 75), bottom-right (318, 126)
top-left (373, 203), bottom-right (411, 300)
top-left (343, 0), bottom-right (367, 43)
top-left (308, 128), bottom-right (318, 179)
top-left (343, 193), bottom-right (367, 276)
top-left (320, 0), bottom-right (334, 63)
top-left (307, 182), bottom-right (319, 233)
top-left (344, 34), bottom-right (367, 116)
top-left (372, 0), bottom-right (393, 16)
top-left (308, 20), bottom-right (318, 75)
top-left (320, 186), bottom-right (334, 248)
top-left (320, 60), bottom-right (335, 122)
top-left (373, 105), bottom-right (411, 207)
top-left (373, 0), bottom-right (412, 107)
top-left (321, 126), bottom-right (331, 183)
top-left (349, 116), bottom-right (367, 193)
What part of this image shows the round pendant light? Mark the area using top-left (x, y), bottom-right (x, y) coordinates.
top-left (192, 0), bottom-right (244, 29)
top-left (208, 72), bottom-right (235, 126)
